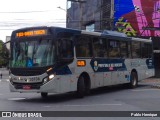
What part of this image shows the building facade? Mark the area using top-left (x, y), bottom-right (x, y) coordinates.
top-left (5, 36), bottom-right (10, 50)
top-left (67, 0), bottom-right (112, 31)
top-left (67, 0), bottom-right (160, 77)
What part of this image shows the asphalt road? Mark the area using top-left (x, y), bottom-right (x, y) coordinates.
top-left (0, 69), bottom-right (160, 120)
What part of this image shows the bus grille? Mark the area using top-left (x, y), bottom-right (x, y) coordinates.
top-left (13, 82), bottom-right (42, 89)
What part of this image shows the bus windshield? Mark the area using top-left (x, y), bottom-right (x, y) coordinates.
top-left (10, 38), bottom-right (55, 68)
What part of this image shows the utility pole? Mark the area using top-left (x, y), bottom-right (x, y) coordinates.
top-left (110, 0), bottom-right (114, 30)
top-left (79, 2), bottom-right (83, 29)
top-left (67, 0), bottom-right (86, 30)
top-left (57, 6), bottom-right (72, 22)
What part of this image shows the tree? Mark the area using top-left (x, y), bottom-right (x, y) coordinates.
top-left (0, 40), bottom-right (9, 67)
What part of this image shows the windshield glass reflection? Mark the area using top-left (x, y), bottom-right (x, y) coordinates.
top-left (11, 39), bottom-right (55, 68)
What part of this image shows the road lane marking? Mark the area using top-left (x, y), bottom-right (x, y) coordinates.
top-left (8, 98), bottom-right (26, 101)
top-left (43, 104), bottom-right (122, 108)
top-left (132, 89), bottom-right (160, 91)
top-left (44, 106), bottom-right (51, 108)
top-left (63, 104), bottom-right (122, 107)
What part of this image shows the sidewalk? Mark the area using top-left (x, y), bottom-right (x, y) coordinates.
top-left (140, 77), bottom-right (160, 89)
top-left (0, 68), bottom-right (9, 80)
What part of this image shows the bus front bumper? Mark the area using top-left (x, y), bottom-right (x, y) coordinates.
top-left (9, 78), bottom-right (60, 94)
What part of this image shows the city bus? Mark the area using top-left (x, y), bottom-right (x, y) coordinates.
top-left (8, 26), bottom-right (154, 98)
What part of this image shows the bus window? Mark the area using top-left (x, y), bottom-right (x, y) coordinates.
top-left (59, 39), bottom-right (73, 59)
top-left (120, 41), bottom-right (128, 58)
top-left (15, 42), bottom-right (26, 61)
top-left (103, 39), bottom-right (108, 58)
top-left (76, 36), bottom-right (92, 58)
top-left (141, 43), bottom-right (148, 58)
top-left (57, 32), bottom-right (74, 59)
top-left (93, 38), bottom-right (106, 57)
top-left (131, 41), bottom-right (141, 58)
top-left (148, 44), bottom-right (152, 58)
top-left (109, 40), bottom-right (120, 58)
top-left (141, 43), bottom-right (153, 58)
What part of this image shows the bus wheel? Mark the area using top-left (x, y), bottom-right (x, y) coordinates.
top-left (41, 92), bottom-right (48, 98)
top-left (77, 76), bottom-right (85, 98)
top-left (130, 72), bottom-right (138, 88)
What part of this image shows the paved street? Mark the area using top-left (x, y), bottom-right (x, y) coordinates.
top-left (0, 69), bottom-right (160, 119)
top-left (0, 81), bottom-right (160, 120)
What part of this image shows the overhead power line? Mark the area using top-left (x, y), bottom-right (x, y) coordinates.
top-left (0, 10), bottom-right (58, 13)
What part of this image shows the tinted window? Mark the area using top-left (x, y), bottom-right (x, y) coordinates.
top-left (148, 44), bottom-right (152, 58)
top-left (142, 43), bottom-right (152, 58)
top-left (120, 41), bottom-right (128, 58)
top-left (132, 41), bottom-right (141, 58)
top-left (60, 39), bottom-right (73, 59)
top-left (76, 36), bottom-right (92, 57)
top-left (93, 38), bottom-right (107, 57)
top-left (57, 32), bottom-right (74, 59)
top-left (109, 40), bottom-right (120, 58)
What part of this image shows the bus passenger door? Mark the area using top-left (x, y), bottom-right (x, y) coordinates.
top-left (56, 34), bottom-right (74, 93)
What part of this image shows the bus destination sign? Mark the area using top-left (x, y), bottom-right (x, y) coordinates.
top-left (16, 29), bottom-right (47, 37)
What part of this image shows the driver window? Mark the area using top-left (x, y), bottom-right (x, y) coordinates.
top-left (59, 39), bottom-right (73, 59)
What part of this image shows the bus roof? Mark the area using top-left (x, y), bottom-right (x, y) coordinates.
top-left (81, 30), bottom-right (130, 41)
top-left (131, 37), bottom-right (152, 43)
top-left (102, 30), bottom-right (127, 37)
top-left (81, 30), bottom-right (101, 36)
top-left (11, 26), bottom-right (152, 43)
top-left (81, 30), bottom-right (128, 38)
top-left (81, 29), bottom-right (152, 43)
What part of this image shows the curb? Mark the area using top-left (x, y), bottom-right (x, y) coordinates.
top-left (151, 85), bottom-right (160, 89)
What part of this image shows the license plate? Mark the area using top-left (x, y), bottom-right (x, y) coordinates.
top-left (23, 85), bottom-right (31, 90)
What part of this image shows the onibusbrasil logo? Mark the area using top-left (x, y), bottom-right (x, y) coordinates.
top-left (94, 61), bottom-right (98, 71)
top-left (2, 112), bottom-right (42, 118)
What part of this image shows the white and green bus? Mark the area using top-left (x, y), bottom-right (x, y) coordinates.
top-left (8, 26), bottom-right (154, 98)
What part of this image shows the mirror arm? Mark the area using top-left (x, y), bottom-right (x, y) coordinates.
top-left (2, 40), bottom-right (11, 59)
top-left (3, 40), bottom-right (11, 46)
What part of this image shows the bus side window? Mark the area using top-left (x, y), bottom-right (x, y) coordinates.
top-left (120, 41), bottom-right (128, 58)
top-left (93, 38), bottom-right (106, 57)
top-left (141, 43), bottom-right (148, 58)
top-left (148, 44), bottom-right (152, 58)
top-left (109, 40), bottom-right (120, 58)
top-left (76, 36), bottom-right (93, 58)
top-left (131, 41), bottom-right (141, 58)
top-left (58, 39), bottom-right (73, 59)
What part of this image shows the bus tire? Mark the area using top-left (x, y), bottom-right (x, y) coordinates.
top-left (77, 76), bottom-right (85, 98)
top-left (130, 72), bottom-right (138, 89)
top-left (41, 92), bottom-right (48, 98)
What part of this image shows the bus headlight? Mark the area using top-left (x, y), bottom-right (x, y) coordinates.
top-left (49, 74), bottom-right (54, 80)
top-left (43, 74), bottom-right (55, 84)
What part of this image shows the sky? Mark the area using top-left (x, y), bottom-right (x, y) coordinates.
top-left (0, 0), bottom-right (67, 42)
